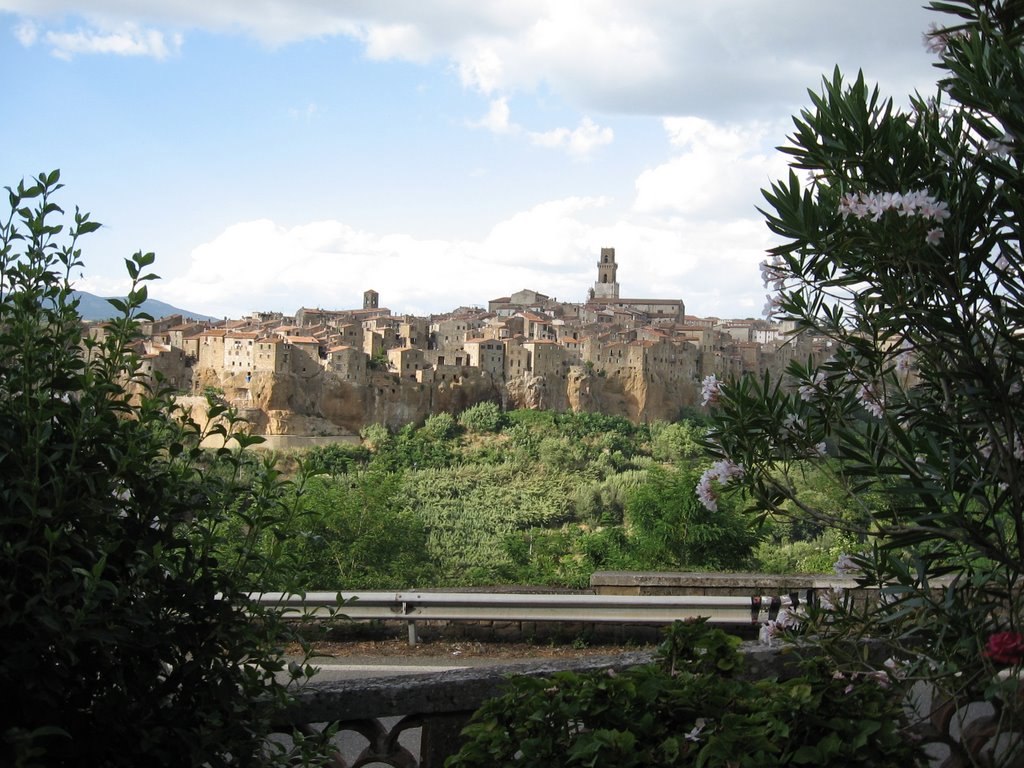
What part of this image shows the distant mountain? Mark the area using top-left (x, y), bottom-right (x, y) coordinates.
top-left (71, 291), bottom-right (218, 322)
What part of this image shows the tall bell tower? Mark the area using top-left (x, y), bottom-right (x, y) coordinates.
top-left (593, 247), bottom-right (620, 300)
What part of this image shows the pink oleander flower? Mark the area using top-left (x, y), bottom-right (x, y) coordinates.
top-left (818, 587), bottom-right (846, 611)
top-left (695, 473), bottom-right (718, 512)
top-left (838, 189), bottom-right (950, 224)
top-left (986, 134), bottom-right (1013, 157)
top-left (758, 606), bottom-right (804, 646)
top-left (923, 23), bottom-right (948, 54)
top-left (762, 293), bottom-right (783, 320)
top-left (684, 718), bottom-right (709, 743)
top-left (760, 256), bottom-right (785, 289)
top-left (919, 198), bottom-right (950, 222)
top-left (857, 382), bottom-right (885, 418)
top-left (701, 374), bottom-right (721, 407)
top-left (695, 459), bottom-right (744, 512)
top-left (985, 631), bottom-right (1024, 666)
top-left (799, 372), bottom-right (826, 402)
top-left (781, 412), bottom-right (805, 433)
top-left (926, 227), bottom-right (944, 246)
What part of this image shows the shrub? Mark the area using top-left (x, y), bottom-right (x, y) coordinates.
top-left (457, 401), bottom-right (504, 433)
top-left (649, 419), bottom-right (705, 463)
top-left (625, 465), bottom-right (759, 570)
top-left (264, 474), bottom-right (434, 590)
top-left (449, 620), bottom-right (923, 767)
top-left (0, 173), bottom-right (327, 766)
top-left (301, 441), bottom-right (371, 475)
top-left (422, 411), bottom-right (458, 440)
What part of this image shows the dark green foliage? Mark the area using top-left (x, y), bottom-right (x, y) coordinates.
top-left (457, 401), bottom-right (505, 433)
top-left (422, 411), bottom-right (459, 440)
top-left (368, 422), bottom-right (456, 472)
top-left (553, 410), bottom-right (640, 442)
top-left (0, 173), bottom-right (324, 766)
top-left (301, 441), bottom-right (371, 475)
top-left (265, 473), bottom-right (433, 590)
top-left (625, 465), bottom-right (760, 570)
top-left (503, 525), bottom-right (640, 588)
top-left (449, 620), bottom-right (923, 768)
top-left (315, 411), bottom-right (766, 587)
top-left (503, 465), bottom-right (759, 586)
top-left (703, 1), bottom-right (1024, 760)
top-left (503, 408), bottom-right (557, 431)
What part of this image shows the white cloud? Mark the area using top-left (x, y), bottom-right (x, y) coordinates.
top-left (3, 2), bottom-right (937, 116)
top-left (43, 22), bottom-right (182, 60)
top-left (13, 19), bottom-right (37, 46)
top-left (633, 117), bottom-right (788, 220)
top-left (470, 100), bottom-right (610, 158)
top-left (455, 41), bottom-right (505, 94)
top-left (481, 197), bottom-right (609, 269)
top-left (361, 22), bottom-right (430, 63)
top-left (145, 178), bottom-right (773, 320)
top-left (471, 97), bottom-right (518, 135)
top-left (528, 117), bottom-right (613, 158)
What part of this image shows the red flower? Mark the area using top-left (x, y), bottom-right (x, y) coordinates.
top-left (985, 631), bottom-right (1024, 666)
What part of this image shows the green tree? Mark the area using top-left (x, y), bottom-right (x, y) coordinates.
top-left (649, 419), bottom-right (705, 463)
top-left (302, 441), bottom-right (371, 475)
top-left (457, 401), bottom-right (505, 433)
top-left (0, 173), bottom-right (327, 766)
top-left (269, 473), bottom-right (433, 590)
top-left (626, 465), bottom-right (759, 570)
top-left (704, 1), bottom-right (1024, 762)
top-left (422, 410), bottom-right (458, 440)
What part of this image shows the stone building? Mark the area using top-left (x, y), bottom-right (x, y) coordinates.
top-left (463, 338), bottom-right (505, 379)
top-left (388, 347), bottom-right (427, 379)
top-left (253, 336), bottom-right (289, 374)
top-left (197, 329), bottom-right (227, 372)
top-left (326, 345), bottom-right (366, 381)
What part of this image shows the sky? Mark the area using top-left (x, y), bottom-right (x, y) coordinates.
top-left (1, 1), bottom-right (943, 320)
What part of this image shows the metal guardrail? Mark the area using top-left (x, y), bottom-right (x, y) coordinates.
top-left (252, 590), bottom-right (802, 645)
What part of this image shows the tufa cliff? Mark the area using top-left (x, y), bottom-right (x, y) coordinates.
top-left (188, 365), bottom-right (699, 435)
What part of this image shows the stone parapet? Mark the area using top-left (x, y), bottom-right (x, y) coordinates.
top-left (590, 570), bottom-right (860, 596)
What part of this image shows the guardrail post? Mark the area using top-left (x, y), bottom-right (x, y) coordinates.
top-left (408, 619), bottom-right (419, 647)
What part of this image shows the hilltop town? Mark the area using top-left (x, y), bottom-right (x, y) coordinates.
top-left (89, 248), bottom-right (822, 436)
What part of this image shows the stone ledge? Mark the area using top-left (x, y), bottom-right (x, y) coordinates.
top-left (590, 570), bottom-right (861, 593)
top-left (278, 640), bottom-right (815, 726)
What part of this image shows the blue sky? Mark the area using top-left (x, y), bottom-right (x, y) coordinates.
top-left (1, 2), bottom-right (940, 319)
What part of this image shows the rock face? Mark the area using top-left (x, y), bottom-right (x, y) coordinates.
top-left (502, 367), bottom-right (698, 424)
top-left (189, 366), bottom-right (699, 435)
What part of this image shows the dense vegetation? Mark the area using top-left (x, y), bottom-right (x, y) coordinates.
top-left (450, 619), bottom-right (919, 768)
top-left (0, 173), bottom-right (333, 766)
top-left (255, 403), bottom-right (862, 591)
